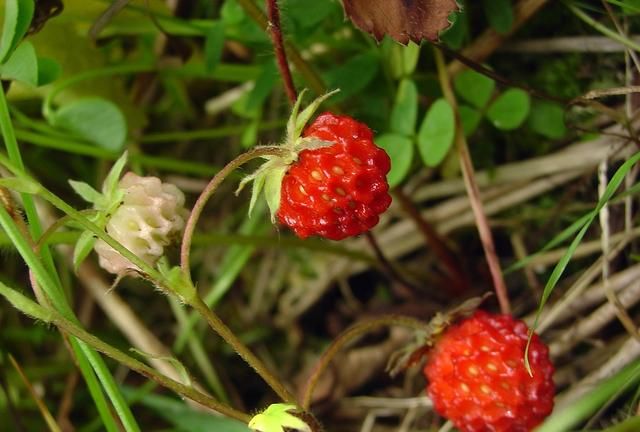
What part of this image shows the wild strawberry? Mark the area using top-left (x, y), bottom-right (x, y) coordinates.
top-left (423, 311), bottom-right (554, 432)
top-left (240, 90), bottom-right (391, 241)
top-left (278, 112), bottom-right (391, 240)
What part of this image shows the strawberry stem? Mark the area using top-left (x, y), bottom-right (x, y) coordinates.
top-left (300, 315), bottom-right (430, 410)
top-left (189, 295), bottom-right (297, 404)
top-left (179, 146), bottom-right (297, 404)
top-left (180, 146), bottom-right (290, 274)
top-left (432, 45), bottom-right (512, 315)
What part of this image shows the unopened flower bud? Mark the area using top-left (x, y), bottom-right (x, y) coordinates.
top-left (94, 172), bottom-right (188, 275)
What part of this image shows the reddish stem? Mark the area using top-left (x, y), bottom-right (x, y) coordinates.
top-left (433, 46), bottom-right (511, 315)
top-left (393, 188), bottom-right (468, 294)
top-left (266, 0), bottom-right (297, 104)
top-left (364, 231), bottom-right (418, 299)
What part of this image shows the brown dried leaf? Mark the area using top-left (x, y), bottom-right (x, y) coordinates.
top-left (342, 0), bottom-right (460, 44)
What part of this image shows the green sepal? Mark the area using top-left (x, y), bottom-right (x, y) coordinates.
top-left (156, 258), bottom-right (197, 303)
top-left (286, 88), bottom-right (308, 144)
top-left (69, 180), bottom-right (102, 204)
top-left (293, 89), bottom-right (340, 144)
top-left (263, 166), bottom-right (286, 223)
top-left (102, 151), bottom-right (128, 198)
top-left (72, 230), bottom-right (97, 272)
top-left (69, 151), bottom-right (127, 213)
top-left (248, 170), bottom-right (267, 218)
top-left (248, 403), bottom-right (311, 432)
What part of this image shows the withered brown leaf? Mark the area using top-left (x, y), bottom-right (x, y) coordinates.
top-left (342, 0), bottom-right (460, 44)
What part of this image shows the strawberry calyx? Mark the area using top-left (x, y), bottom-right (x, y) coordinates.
top-left (237, 89), bottom-right (340, 221)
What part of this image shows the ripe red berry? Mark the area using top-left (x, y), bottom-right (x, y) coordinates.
top-left (277, 112), bottom-right (391, 240)
top-left (423, 311), bottom-right (554, 432)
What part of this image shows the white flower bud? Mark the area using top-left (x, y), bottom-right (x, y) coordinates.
top-left (94, 172), bottom-right (188, 275)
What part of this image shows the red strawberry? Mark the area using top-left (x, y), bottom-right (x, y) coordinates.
top-left (241, 90), bottom-right (392, 241)
top-left (278, 112), bottom-right (391, 240)
top-left (423, 311), bottom-right (554, 432)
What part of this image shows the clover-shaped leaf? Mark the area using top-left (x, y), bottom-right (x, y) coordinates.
top-left (248, 404), bottom-right (311, 432)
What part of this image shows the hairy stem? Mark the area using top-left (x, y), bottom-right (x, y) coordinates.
top-left (180, 146), bottom-right (290, 275)
top-left (189, 296), bottom-right (296, 403)
top-left (235, 0), bottom-right (326, 96)
top-left (266, 0), bottom-right (297, 104)
top-left (300, 315), bottom-right (429, 410)
top-left (178, 145), bottom-right (298, 403)
top-left (0, 280), bottom-right (251, 422)
top-left (433, 46), bottom-right (511, 315)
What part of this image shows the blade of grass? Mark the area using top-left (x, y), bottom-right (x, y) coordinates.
top-left (8, 354), bottom-right (63, 432)
top-left (536, 359), bottom-right (640, 432)
top-left (0, 204), bottom-right (141, 432)
top-left (535, 151), bottom-right (640, 317)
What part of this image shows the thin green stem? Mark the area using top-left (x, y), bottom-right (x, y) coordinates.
top-left (433, 46), bottom-right (511, 315)
top-left (43, 63), bottom-right (155, 118)
top-left (0, 204), bottom-right (141, 432)
top-left (189, 295), bottom-right (296, 404)
top-left (0, 82), bottom-right (140, 431)
top-left (564, 0), bottom-right (640, 52)
top-left (168, 297), bottom-right (230, 403)
top-left (180, 145), bottom-right (290, 276)
top-left (139, 120), bottom-right (286, 144)
top-left (14, 129), bottom-right (220, 176)
top-left (69, 339), bottom-right (121, 432)
top-left (301, 315), bottom-right (430, 410)
top-left (0, 280), bottom-right (251, 423)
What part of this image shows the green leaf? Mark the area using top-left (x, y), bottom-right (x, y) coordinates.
top-left (204, 21), bottom-right (225, 73)
top-left (325, 51), bottom-right (379, 102)
top-left (245, 61), bottom-right (278, 112)
top-left (73, 230), bottom-right (96, 272)
top-left (390, 79), bottom-right (418, 136)
top-left (69, 180), bottom-right (102, 204)
top-left (417, 98), bottom-right (455, 167)
top-left (0, 0), bottom-right (34, 63)
top-left (454, 69), bottom-right (495, 109)
top-left (459, 105), bottom-right (482, 136)
top-left (36, 56), bottom-right (61, 86)
top-left (241, 115), bottom-right (260, 148)
top-left (401, 42), bottom-right (420, 76)
top-left (440, 5), bottom-right (468, 49)
top-left (527, 101), bottom-right (567, 139)
top-left (486, 89), bottom-right (530, 130)
top-left (136, 391), bottom-right (251, 432)
top-left (221, 0), bottom-right (245, 25)
top-left (249, 404), bottom-right (311, 432)
top-left (49, 98), bottom-right (128, 151)
top-left (483, 0), bottom-right (514, 34)
top-left (0, 41), bottom-right (61, 86)
top-left (0, 176), bottom-right (42, 194)
top-left (0, 41), bottom-right (37, 85)
top-left (376, 134), bottom-right (413, 187)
